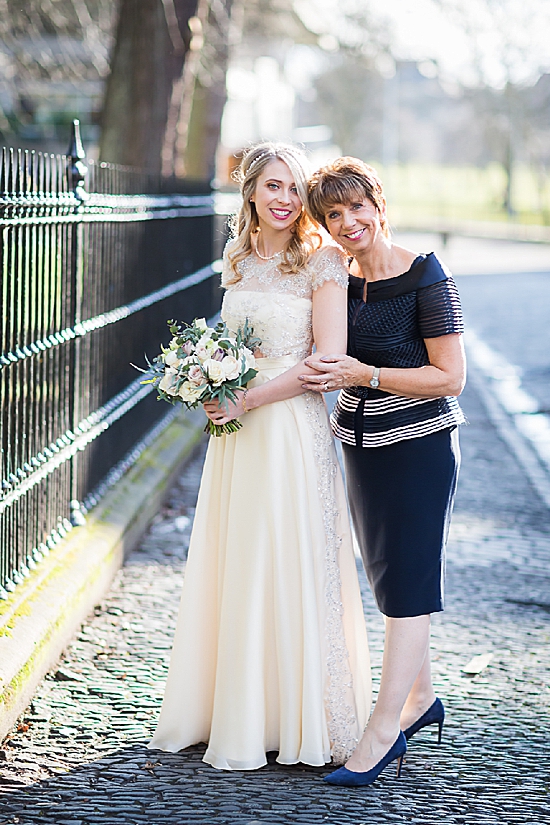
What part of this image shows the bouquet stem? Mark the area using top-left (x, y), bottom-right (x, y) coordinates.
top-left (204, 419), bottom-right (244, 437)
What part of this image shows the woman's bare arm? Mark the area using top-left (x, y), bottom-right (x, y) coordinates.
top-left (301, 333), bottom-right (466, 399)
top-left (205, 280), bottom-right (348, 423)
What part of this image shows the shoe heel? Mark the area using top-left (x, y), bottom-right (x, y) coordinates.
top-left (403, 697), bottom-right (445, 743)
top-left (396, 754), bottom-right (404, 778)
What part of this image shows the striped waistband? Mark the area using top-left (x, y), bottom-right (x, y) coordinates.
top-left (331, 389), bottom-right (465, 448)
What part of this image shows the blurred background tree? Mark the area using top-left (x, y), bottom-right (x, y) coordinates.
top-left (99, 0), bottom-right (240, 179)
top-left (0, 0), bottom-right (115, 150)
top-left (0, 0), bottom-right (548, 221)
top-left (432, 0), bottom-right (550, 217)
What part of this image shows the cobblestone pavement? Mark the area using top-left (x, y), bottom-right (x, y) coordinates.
top-left (456, 270), bottom-right (550, 415)
top-left (1, 378), bottom-right (550, 823)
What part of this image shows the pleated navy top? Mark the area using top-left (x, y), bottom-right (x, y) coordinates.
top-left (331, 252), bottom-right (466, 448)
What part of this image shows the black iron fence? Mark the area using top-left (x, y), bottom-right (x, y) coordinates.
top-left (0, 121), bottom-right (221, 598)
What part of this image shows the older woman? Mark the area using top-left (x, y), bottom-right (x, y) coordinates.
top-left (303, 157), bottom-right (466, 787)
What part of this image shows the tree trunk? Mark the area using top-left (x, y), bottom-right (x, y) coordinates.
top-left (99, 0), bottom-right (200, 174)
top-left (502, 83), bottom-right (520, 218)
top-left (183, 0), bottom-right (242, 181)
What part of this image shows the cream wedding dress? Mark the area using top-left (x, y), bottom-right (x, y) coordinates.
top-left (148, 243), bottom-right (371, 770)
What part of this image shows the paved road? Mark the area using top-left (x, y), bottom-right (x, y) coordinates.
top-left (1, 239), bottom-right (549, 825)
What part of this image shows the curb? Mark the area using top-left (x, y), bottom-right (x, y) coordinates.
top-left (464, 330), bottom-right (550, 510)
top-left (0, 409), bottom-right (204, 742)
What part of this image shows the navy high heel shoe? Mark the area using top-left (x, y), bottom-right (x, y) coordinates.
top-left (324, 732), bottom-right (406, 787)
top-left (403, 697), bottom-right (445, 743)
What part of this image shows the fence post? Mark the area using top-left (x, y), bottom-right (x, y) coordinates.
top-left (67, 119), bottom-right (88, 202)
top-left (67, 121), bottom-right (87, 527)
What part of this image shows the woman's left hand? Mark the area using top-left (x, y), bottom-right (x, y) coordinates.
top-left (299, 354), bottom-right (367, 392)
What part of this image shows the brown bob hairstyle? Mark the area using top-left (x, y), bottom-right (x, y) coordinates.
top-left (307, 157), bottom-right (390, 238)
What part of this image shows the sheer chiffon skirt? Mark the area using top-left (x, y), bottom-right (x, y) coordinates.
top-left (148, 356), bottom-right (371, 770)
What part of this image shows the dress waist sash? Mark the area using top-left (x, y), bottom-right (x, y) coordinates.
top-left (254, 354), bottom-right (303, 372)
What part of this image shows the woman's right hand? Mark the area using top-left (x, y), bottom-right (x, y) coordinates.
top-left (299, 354), bottom-right (370, 393)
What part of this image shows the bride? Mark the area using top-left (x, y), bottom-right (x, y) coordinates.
top-left (148, 141), bottom-right (370, 771)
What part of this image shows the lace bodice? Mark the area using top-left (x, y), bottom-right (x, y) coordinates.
top-left (221, 243), bottom-right (348, 359)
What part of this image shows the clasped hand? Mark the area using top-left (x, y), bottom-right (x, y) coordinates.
top-left (299, 353), bottom-right (365, 392)
top-left (204, 393), bottom-right (245, 424)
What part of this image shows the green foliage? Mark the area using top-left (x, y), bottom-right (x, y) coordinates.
top-left (378, 162), bottom-right (550, 226)
top-left (139, 316), bottom-right (263, 437)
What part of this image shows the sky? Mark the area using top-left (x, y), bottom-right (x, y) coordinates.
top-left (295, 0), bottom-right (550, 88)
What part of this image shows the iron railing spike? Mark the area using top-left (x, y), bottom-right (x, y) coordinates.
top-left (67, 119), bottom-right (88, 202)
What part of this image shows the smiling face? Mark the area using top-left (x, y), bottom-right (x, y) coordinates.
top-left (250, 159), bottom-right (303, 234)
top-left (324, 198), bottom-right (386, 255)
top-left (307, 158), bottom-right (390, 253)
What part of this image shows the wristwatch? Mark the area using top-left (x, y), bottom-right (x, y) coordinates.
top-left (369, 367), bottom-right (381, 389)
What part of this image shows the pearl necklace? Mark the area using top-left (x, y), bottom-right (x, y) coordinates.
top-left (254, 241), bottom-right (284, 261)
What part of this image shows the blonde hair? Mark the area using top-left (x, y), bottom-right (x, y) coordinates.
top-left (226, 142), bottom-right (321, 283)
top-left (308, 157), bottom-right (391, 239)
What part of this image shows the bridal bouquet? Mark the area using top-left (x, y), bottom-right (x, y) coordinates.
top-left (145, 317), bottom-right (261, 436)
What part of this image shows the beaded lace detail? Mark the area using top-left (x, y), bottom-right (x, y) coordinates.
top-left (221, 244), bottom-right (348, 359)
top-left (228, 252), bottom-right (312, 298)
top-left (222, 240), bottom-right (358, 761)
top-left (221, 243), bottom-right (348, 296)
top-left (304, 393), bottom-right (359, 764)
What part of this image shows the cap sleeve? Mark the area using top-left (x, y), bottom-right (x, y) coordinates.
top-left (417, 273), bottom-right (464, 338)
top-left (310, 245), bottom-right (349, 291)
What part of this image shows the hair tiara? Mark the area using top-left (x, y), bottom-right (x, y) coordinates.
top-left (246, 150), bottom-right (281, 174)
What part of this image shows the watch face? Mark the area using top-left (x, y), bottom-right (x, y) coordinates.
top-left (370, 377), bottom-right (380, 388)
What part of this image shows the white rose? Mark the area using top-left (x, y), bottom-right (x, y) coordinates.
top-left (221, 355), bottom-right (240, 381)
top-left (198, 333), bottom-right (216, 352)
top-left (159, 368), bottom-right (178, 396)
top-left (178, 381), bottom-right (204, 403)
top-left (195, 318), bottom-right (208, 332)
top-left (164, 349), bottom-right (182, 368)
top-left (203, 358), bottom-right (225, 386)
top-left (187, 365), bottom-right (204, 386)
top-left (194, 345), bottom-right (209, 362)
top-left (240, 347), bottom-right (256, 370)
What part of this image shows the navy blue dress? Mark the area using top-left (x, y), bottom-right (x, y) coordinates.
top-left (332, 253), bottom-right (464, 618)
